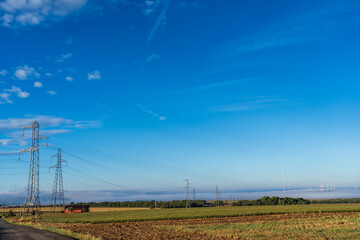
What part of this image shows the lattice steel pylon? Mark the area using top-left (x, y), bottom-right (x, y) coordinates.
top-left (19, 121), bottom-right (48, 218)
top-left (50, 148), bottom-right (66, 212)
top-left (184, 179), bottom-right (192, 208)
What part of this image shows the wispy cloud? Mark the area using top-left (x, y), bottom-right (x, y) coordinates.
top-left (0, 92), bottom-right (12, 104)
top-left (56, 53), bottom-right (73, 62)
top-left (14, 65), bottom-right (40, 80)
top-left (212, 97), bottom-right (289, 112)
top-left (65, 76), bottom-right (74, 81)
top-left (88, 70), bottom-right (101, 80)
top-left (65, 36), bottom-right (74, 45)
top-left (146, 0), bottom-right (171, 42)
top-left (0, 151), bottom-right (18, 156)
top-left (216, 1), bottom-right (360, 57)
top-left (0, 70), bottom-right (7, 76)
top-left (146, 53), bottom-right (160, 62)
top-left (0, 115), bottom-right (102, 147)
top-left (5, 86), bottom-right (30, 98)
top-left (0, 138), bottom-right (27, 146)
top-left (0, 0), bottom-right (87, 27)
top-left (46, 90), bottom-right (57, 95)
top-left (0, 115), bottom-right (101, 131)
top-left (167, 79), bottom-right (249, 95)
top-left (93, 101), bottom-right (118, 115)
top-left (136, 104), bottom-right (166, 120)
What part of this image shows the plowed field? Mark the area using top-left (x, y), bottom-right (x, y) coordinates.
top-left (39, 212), bottom-right (360, 239)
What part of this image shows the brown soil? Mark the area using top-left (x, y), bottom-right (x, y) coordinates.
top-left (41, 212), bottom-right (360, 240)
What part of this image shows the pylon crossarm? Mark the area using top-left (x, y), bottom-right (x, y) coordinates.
top-left (38, 135), bottom-right (49, 146)
top-left (49, 165), bottom-right (56, 173)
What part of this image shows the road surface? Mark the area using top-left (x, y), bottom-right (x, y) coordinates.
top-left (0, 219), bottom-right (75, 240)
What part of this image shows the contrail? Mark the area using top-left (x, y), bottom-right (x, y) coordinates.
top-left (146, 0), bottom-right (172, 42)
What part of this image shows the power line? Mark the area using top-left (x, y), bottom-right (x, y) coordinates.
top-left (48, 145), bottom-right (182, 190)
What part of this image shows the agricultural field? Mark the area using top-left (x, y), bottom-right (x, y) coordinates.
top-left (8, 204), bottom-right (360, 239)
top-left (0, 207), bottom-right (63, 213)
top-left (0, 206), bottom-right (148, 213)
top-left (89, 207), bottom-right (150, 212)
top-left (36, 204), bottom-right (360, 223)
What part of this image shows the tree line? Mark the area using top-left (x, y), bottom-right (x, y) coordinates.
top-left (74, 200), bottom-right (210, 208)
top-left (231, 196), bottom-right (310, 206)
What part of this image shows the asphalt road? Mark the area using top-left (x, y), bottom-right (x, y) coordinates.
top-left (0, 219), bottom-right (75, 240)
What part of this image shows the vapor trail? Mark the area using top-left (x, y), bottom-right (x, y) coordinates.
top-left (146, 0), bottom-right (172, 42)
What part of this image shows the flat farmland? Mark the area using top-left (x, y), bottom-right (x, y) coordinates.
top-left (0, 207), bottom-right (149, 213)
top-left (0, 207), bottom-right (63, 213)
top-left (33, 211), bottom-right (360, 239)
top-left (10, 205), bottom-right (360, 239)
top-left (89, 207), bottom-right (150, 212)
top-left (36, 204), bottom-right (360, 223)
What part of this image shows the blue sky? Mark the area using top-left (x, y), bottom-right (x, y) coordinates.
top-left (1, 0), bottom-right (360, 203)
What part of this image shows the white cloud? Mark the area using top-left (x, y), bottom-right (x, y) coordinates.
top-left (146, 53), bottom-right (160, 62)
top-left (0, 92), bottom-right (12, 104)
top-left (0, 138), bottom-right (27, 146)
top-left (14, 65), bottom-right (40, 80)
top-left (65, 76), bottom-right (73, 81)
top-left (0, 69), bottom-right (7, 76)
top-left (0, 115), bottom-right (102, 131)
top-left (87, 70), bottom-right (101, 80)
top-left (5, 86), bottom-right (30, 98)
top-left (0, 0), bottom-right (87, 27)
top-left (56, 53), bottom-right (72, 62)
top-left (34, 81), bottom-right (43, 88)
top-left (45, 73), bottom-right (52, 77)
top-left (46, 90), bottom-right (57, 95)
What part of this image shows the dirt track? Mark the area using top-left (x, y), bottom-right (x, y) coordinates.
top-left (42, 212), bottom-right (360, 240)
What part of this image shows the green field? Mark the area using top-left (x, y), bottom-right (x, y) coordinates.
top-left (37, 204), bottom-right (360, 223)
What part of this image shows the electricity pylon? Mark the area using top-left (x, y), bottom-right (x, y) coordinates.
top-left (184, 179), bottom-right (192, 208)
top-left (216, 185), bottom-right (219, 206)
top-left (19, 121), bottom-right (48, 218)
top-left (192, 187), bottom-right (196, 201)
top-left (50, 148), bottom-right (66, 212)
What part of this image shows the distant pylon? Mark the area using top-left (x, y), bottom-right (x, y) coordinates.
top-left (281, 159), bottom-right (285, 194)
top-left (354, 167), bottom-right (357, 191)
top-left (184, 179), bottom-right (191, 208)
top-left (192, 187), bottom-right (196, 201)
top-left (320, 167), bottom-right (324, 192)
top-left (19, 121), bottom-right (48, 218)
top-left (216, 185), bottom-right (219, 206)
top-left (50, 148), bottom-right (67, 212)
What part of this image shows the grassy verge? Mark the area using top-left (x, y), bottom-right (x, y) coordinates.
top-left (33, 204), bottom-right (360, 223)
top-left (3, 218), bottom-right (101, 240)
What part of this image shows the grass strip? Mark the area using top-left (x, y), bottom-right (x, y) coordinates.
top-left (3, 218), bottom-right (101, 240)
